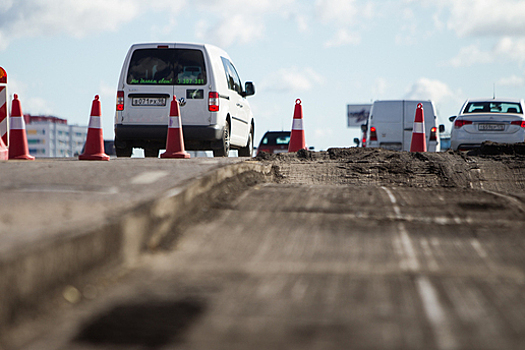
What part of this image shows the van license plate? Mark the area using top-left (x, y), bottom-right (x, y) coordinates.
top-left (478, 124), bottom-right (504, 131)
top-left (132, 97), bottom-right (167, 106)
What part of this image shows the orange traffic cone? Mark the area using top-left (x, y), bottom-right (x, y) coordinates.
top-left (8, 94), bottom-right (34, 160)
top-left (79, 95), bottom-right (110, 161)
top-left (0, 136), bottom-right (7, 160)
top-left (410, 103), bottom-right (427, 152)
top-left (161, 96), bottom-right (190, 159)
top-left (288, 99), bottom-right (306, 152)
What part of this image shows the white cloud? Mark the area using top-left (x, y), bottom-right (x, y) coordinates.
top-left (372, 78), bottom-right (388, 96)
top-left (447, 37), bottom-right (525, 67)
top-left (447, 44), bottom-right (495, 67)
top-left (0, 0), bottom-right (140, 50)
top-left (497, 75), bottom-right (524, 87)
top-left (324, 29), bottom-right (361, 48)
top-left (315, 0), bottom-right (374, 48)
top-left (316, 0), bottom-right (359, 26)
top-left (404, 78), bottom-right (454, 104)
top-left (259, 66), bottom-right (324, 93)
top-left (443, 0), bottom-right (525, 37)
top-left (193, 0), bottom-right (297, 47)
top-left (296, 14), bottom-right (309, 33)
top-left (196, 15), bottom-right (265, 48)
top-left (0, 0), bottom-right (292, 50)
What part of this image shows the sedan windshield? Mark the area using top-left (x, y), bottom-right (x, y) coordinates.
top-left (463, 102), bottom-right (523, 114)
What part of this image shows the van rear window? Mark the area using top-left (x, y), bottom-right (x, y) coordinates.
top-left (127, 49), bottom-right (206, 85)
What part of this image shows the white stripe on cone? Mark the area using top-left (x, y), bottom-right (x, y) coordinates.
top-left (0, 119), bottom-right (6, 136)
top-left (292, 119), bottom-right (303, 130)
top-left (88, 115), bottom-right (102, 129)
top-left (10, 116), bottom-right (25, 130)
top-left (413, 122), bottom-right (425, 134)
top-left (0, 86), bottom-right (6, 106)
top-left (169, 116), bottom-right (181, 128)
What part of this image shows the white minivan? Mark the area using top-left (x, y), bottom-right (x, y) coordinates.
top-left (364, 100), bottom-right (444, 152)
top-left (114, 43), bottom-right (255, 157)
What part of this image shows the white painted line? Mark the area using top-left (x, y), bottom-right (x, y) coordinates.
top-left (416, 276), bottom-right (458, 350)
top-left (482, 188), bottom-right (525, 214)
top-left (382, 186), bottom-right (457, 349)
top-left (381, 186), bottom-right (401, 219)
top-left (398, 222), bottom-right (420, 272)
top-left (421, 238), bottom-right (439, 271)
top-left (131, 171), bottom-right (169, 185)
top-left (471, 239), bottom-right (487, 259)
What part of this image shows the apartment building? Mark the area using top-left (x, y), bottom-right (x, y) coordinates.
top-left (25, 115), bottom-right (88, 157)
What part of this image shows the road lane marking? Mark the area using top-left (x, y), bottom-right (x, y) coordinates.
top-left (481, 188), bottom-right (525, 214)
top-left (417, 276), bottom-right (458, 350)
top-left (470, 239), bottom-right (487, 258)
top-left (382, 186), bottom-right (401, 219)
top-left (421, 238), bottom-right (439, 271)
top-left (381, 186), bottom-right (457, 350)
top-left (131, 171), bottom-right (169, 185)
top-left (399, 222), bottom-right (420, 272)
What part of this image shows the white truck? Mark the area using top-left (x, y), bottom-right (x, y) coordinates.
top-left (364, 100), bottom-right (444, 152)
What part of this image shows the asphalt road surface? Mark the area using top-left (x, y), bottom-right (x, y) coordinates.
top-left (4, 145), bottom-right (525, 350)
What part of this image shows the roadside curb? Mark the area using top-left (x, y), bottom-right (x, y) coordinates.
top-left (0, 160), bottom-right (272, 333)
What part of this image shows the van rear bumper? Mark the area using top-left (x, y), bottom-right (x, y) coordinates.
top-left (114, 124), bottom-right (223, 150)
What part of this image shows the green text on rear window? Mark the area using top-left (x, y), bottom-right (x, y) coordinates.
top-left (127, 49), bottom-right (207, 85)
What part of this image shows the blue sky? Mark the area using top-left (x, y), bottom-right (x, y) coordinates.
top-left (2, 0), bottom-right (525, 151)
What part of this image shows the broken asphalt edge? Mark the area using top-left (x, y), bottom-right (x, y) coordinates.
top-left (0, 160), bottom-right (273, 333)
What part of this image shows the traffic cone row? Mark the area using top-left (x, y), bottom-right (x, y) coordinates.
top-left (79, 95), bottom-right (110, 161)
top-left (410, 103), bottom-right (427, 152)
top-left (161, 96), bottom-right (190, 159)
top-left (9, 94), bottom-right (34, 160)
top-left (288, 99), bottom-right (306, 153)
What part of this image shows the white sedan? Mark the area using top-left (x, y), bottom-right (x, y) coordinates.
top-left (450, 98), bottom-right (525, 151)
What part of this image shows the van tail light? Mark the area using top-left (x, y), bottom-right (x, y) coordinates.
top-left (429, 127), bottom-right (437, 141)
top-left (116, 91), bottom-right (124, 111)
top-left (208, 92), bottom-right (219, 112)
top-left (511, 120), bottom-right (525, 128)
top-left (370, 126), bottom-right (378, 141)
top-left (454, 119), bottom-right (472, 128)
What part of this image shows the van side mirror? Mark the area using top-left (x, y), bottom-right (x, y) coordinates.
top-left (360, 124), bottom-right (367, 132)
top-left (354, 138), bottom-right (360, 146)
top-left (449, 116), bottom-right (456, 122)
top-left (244, 82), bottom-right (255, 97)
top-left (439, 124), bottom-right (445, 133)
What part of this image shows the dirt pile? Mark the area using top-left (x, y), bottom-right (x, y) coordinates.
top-left (255, 143), bottom-right (525, 194)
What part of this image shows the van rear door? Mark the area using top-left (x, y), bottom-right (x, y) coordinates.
top-left (403, 101), bottom-right (420, 151)
top-left (122, 45), bottom-right (175, 125)
top-left (172, 43), bottom-right (209, 127)
top-left (372, 101), bottom-right (403, 150)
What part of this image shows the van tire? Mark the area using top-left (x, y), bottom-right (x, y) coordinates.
top-left (144, 147), bottom-right (159, 158)
top-left (238, 126), bottom-right (253, 157)
top-left (213, 121), bottom-right (230, 157)
top-left (116, 145), bottom-right (132, 157)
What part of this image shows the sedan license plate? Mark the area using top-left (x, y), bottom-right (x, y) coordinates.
top-left (132, 97), bottom-right (167, 107)
top-left (478, 123), bottom-right (505, 131)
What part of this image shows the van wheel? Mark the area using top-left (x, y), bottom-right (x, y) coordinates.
top-left (116, 145), bottom-right (132, 157)
top-left (238, 127), bottom-right (253, 157)
top-left (144, 147), bottom-right (159, 158)
top-left (213, 121), bottom-right (230, 157)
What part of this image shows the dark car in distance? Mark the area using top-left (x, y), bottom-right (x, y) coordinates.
top-left (256, 131), bottom-right (291, 155)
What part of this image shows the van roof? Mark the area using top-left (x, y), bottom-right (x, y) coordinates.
top-left (128, 42), bottom-right (229, 58)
